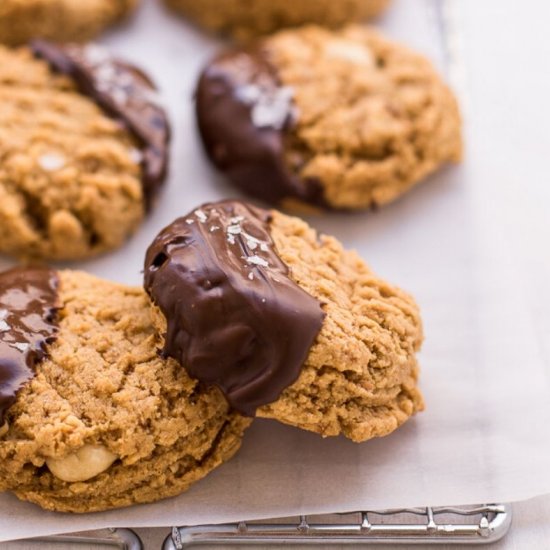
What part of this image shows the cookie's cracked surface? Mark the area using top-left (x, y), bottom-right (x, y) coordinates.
top-left (145, 200), bottom-right (424, 443)
top-left (0, 42), bottom-right (170, 260)
top-left (259, 209), bottom-right (424, 441)
top-left (0, 0), bottom-right (137, 46)
top-left (197, 25), bottom-right (462, 211)
top-left (164, 0), bottom-right (390, 41)
top-left (0, 269), bottom-right (249, 513)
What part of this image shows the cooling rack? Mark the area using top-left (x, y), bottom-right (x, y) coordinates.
top-left (13, 505), bottom-right (511, 548)
top-left (164, 505), bottom-right (512, 547)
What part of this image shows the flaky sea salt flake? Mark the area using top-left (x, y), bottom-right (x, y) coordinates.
top-left (129, 148), bottom-right (143, 164)
top-left (95, 63), bottom-right (117, 84)
top-left (82, 44), bottom-right (110, 65)
top-left (194, 209), bottom-right (208, 222)
top-left (13, 343), bottom-right (29, 352)
top-left (38, 153), bottom-right (65, 172)
top-left (247, 255), bottom-right (269, 267)
top-left (227, 224), bottom-right (242, 235)
top-left (236, 84), bottom-right (261, 104)
top-left (111, 88), bottom-right (128, 105)
top-left (251, 86), bottom-right (294, 130)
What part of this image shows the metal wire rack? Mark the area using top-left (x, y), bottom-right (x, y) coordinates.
top-left (11, 504), bottom-right (511, 548)
top-left (164, 505), bottom-right (512, 548)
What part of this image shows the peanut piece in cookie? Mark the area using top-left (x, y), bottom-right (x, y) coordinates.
top-left (46, 445), bottom-right (118, 483)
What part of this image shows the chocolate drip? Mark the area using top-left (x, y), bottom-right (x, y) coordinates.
top-left (31, 40), bottom-right (170, 209)
top-left (0, 267), bottom-right (60, 424)
top-left (144, 200), bottom-right (325, 415)
top-left (196, 49), bottom-right (326, 207)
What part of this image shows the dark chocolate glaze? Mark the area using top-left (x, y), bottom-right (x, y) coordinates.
top-left (0, 267), bottom-right (60, 425)
top-left (196, 49), bottom-right (327, 207)
top-left (31, 40), bottom-right (171, 209)
top-left (144, 200), bottom-right (325, 416)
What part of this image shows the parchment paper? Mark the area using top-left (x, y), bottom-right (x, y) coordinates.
top-left (1, 0), bottom-right (550, 542)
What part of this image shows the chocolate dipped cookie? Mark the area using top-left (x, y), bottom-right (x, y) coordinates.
top-left (0, 268), bottom-right (249, 513)
top-left (144, 200), bottom-right (424, 443)
top-left (0, 0), bottom-right (137, 46)
top-left (0, 41), bottom-right (170, 261)
top-left (196, 25), bottom-right (462, 211)
top-left (164, 0), bottom-right (390, 41)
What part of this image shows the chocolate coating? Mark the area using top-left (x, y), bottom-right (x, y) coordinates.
top-left (0, 267), bottom-right (60, 424)
top-left (144, 200), bottom-right (325, 415)
top-left (196, 49), bottom-right (325, 206)
top-left (31, 40), bottom-right (170, 209)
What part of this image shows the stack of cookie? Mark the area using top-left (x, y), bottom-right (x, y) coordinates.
top-left (0, 0), bottom-right (462, 514)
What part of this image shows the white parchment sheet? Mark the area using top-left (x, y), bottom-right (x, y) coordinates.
top-left (1, 0), bottom-right (550, 542)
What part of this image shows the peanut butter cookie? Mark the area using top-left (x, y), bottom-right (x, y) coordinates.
top-left (196, 25), bottom-right (462, 211)
top-left (0, 41), bottom-right (170, 261)
top-left (0, 268), bottom-right (249, 513)
top-left (164, 0), bottom-right (390, 41)
top-left (0, 0), bottom-right (137, 46)
top-left (144, 200), bottom-right (424, 443)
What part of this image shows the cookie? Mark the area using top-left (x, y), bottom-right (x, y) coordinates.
top-left (164, 0), bottom-right (390, 41)
top-left (196, 25), bottom-right (462, 211)
top-left (0, 41), bottom-right (170, 260)
top-left (0, 0), bottom-right (137, 46)
top-left (144, 200), bottom-right (424, 443)
top-left (0, 267), bottom-right (249, 513)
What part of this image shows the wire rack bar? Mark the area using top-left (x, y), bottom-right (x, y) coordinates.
top-left (18, 529), bottom-right (143, 549)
